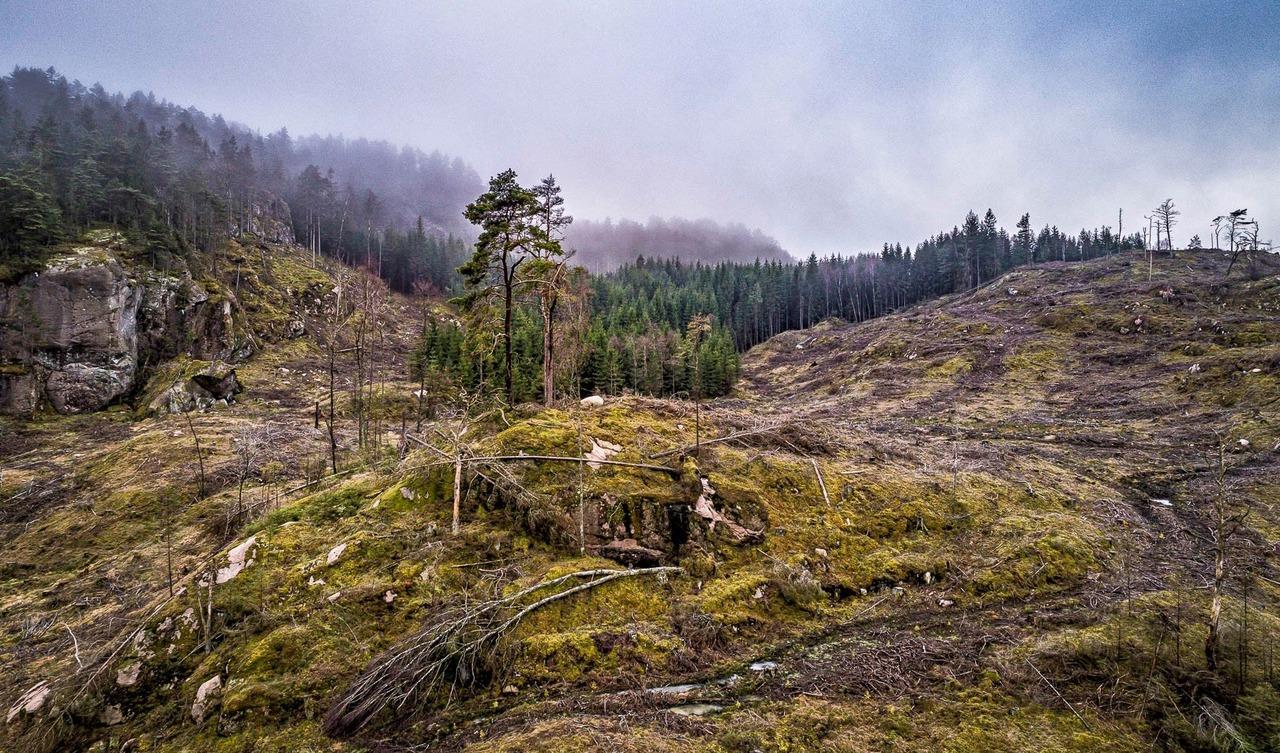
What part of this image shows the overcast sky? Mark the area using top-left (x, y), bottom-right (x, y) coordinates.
top-left (3, 0), bottom-right (1278, 255)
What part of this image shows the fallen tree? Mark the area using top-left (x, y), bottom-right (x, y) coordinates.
top-left (324, 566), bottom-right (682, 735)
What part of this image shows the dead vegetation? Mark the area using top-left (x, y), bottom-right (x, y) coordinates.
top-left (2, 249), bottom-right (1279, 753)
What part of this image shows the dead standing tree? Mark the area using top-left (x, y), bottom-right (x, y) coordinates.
top-left (229, 422), bottom-right (276, 533)
top-left (321, 277), bottom-right (357, 474)
top-left (1152, 198), bottom-right (1180, 252)
top-left (1204, 435), bottom-right (1250, 673)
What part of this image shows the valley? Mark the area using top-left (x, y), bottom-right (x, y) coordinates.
top-left (3, 235), bottom-right (1277, 752)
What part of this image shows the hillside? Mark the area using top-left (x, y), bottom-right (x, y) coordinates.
top-left (2, 248), bottom-right (1279, 753)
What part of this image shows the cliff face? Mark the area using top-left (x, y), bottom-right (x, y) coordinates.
top-left (0, 195), bottom-right (311, 415)
top-left (0, 236), bottom-right (215, 414)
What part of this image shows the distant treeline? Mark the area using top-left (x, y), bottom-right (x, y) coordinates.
top-left (413, 208), bottom-right (1143, 404)
top-left (567, 216), bottom-right (790, 271)
top-left (0, 66), bottom-right (479, 287)
top-left (589, 210), bottom-right (1145, 356)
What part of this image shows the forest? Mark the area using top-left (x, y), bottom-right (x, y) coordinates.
top-left (1, 65), bottom-right (1151, 406)
top-left (0, 66), bottom-right (479, 288)
top-left (420, 187), bottom-right (1149, 405)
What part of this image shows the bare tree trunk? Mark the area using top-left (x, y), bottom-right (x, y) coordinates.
top-left (185, 413), bottom-right (206, 498)
top-left (452, 455), bottom-right (462, 535)
top-left (328, 342), bottom-right (338, 474)
top-left (542, 294), bottom-right (555, 407)
top-left (1207, 543), bottom-right (1224, 672)
top-left (503, 265), bottom-right (515, 405)
top-left (165, 501), bottom-right (174, 597)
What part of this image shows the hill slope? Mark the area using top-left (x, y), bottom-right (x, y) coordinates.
top-left (2, 249), bottom-right (1278, 753)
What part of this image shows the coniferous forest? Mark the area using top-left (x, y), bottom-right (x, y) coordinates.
top-left (2, 65), bottom-right (1148, 405)
top-left (5, 6), bottom-right (1280, 753)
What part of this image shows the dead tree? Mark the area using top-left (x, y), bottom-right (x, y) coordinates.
top-left (1205, 437), bottom-right (1249, 673)
top-left (230, 423), bottom-right (274, 531)
top-left (184, 413), bottom-right (206, 498)
top-left (1153, 198), bottom-right (1180, 251)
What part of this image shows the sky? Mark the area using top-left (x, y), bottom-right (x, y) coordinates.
top-left (3, 0), bottom-right (1278, 256)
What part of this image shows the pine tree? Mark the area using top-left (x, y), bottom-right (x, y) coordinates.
top-left (457, 169), bottom-right (539, 404)
top-left (528, 174), bottom-right (573, 406)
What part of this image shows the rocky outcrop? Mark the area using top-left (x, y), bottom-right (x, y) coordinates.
top-left (147, 361), bottom-right (243, 415)
top-left (0, 239), bottom-right (212, 415)
top-left (232, 192), bottom-right (295, 245)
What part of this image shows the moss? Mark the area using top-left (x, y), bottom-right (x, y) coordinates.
top-left (970, 513), bottom-right (1100, 598)
top-left (925, 356), bottom-right (973, 379)
top-left (254, 479), bottom-right (379, 529)
top-left (153, 720), bottom-right (346, 753)
top-left (1003, 344), bottom-right (1062, 379)
top-left (133, 355), bottom-right (211, 415)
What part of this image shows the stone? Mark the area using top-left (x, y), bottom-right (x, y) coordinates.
top-left (116, 662), bottom-right (142, 687)
top-left (100, 704), bottom-right (124, 725)
top-left (285, 319), bottom-right (305, 338)
top-left (326, 542), bottom-right (348, 566)
top-left (599, 538), bottom-right (665, 567)
top-left (215, 536), bottom-right (258, 584)
top-left (0, 243), bottom-right (215, 415)
top-left (191, 675), bottom-right (222, 723)
top-left (7, 681), bottom-right (50, 723)
top-left (693, 477), bottom-right (761, 543)
top-left (399, 487), bottom-right (416, 501)
top-left (149, 361), bottom-right (243, 416)
top-left (584, 437), bottom-right (622, 469)
top-left (580, 394), bottom-right (605, 407)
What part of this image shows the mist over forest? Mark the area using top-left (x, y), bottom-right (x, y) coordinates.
top-left (567, 216), bottom-right (790, 270)
top-left (3, 4), bottom-right (1280, 753)
top-left (0, 67), bottom-right (788, 279)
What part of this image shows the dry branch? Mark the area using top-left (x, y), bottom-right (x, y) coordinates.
top-left (325, 566), bottom-right (681, 735)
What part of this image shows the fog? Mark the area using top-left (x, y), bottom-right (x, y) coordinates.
top-left (568, 217), bottom-right (789, 271)
top-left (3, 0), bottom-right (1277, 254)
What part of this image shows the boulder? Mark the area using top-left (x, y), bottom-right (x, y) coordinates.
top-left (0, 240), bottom-right (214, 415)
top-left (581, 395), bottom-right (605, 408)
top-left (148, 361), bottom-right (243, 415)
top-left (6, 681), bottom-right (50, 723)
top-left (231, 193), bottom-right (296, 245)
top-left (191, 675), bottom-right (222, 723)
top-left (215, 535), bottom-right (258, 584)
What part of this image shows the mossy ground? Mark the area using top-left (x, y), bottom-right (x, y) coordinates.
top-left (3, 250), bottom-right (1280, 752)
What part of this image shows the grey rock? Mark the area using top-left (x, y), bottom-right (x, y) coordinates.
top-left (148, 361), bottom-right (243, 416)
top-left (1, 243), bottom-right (220, 415)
